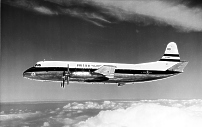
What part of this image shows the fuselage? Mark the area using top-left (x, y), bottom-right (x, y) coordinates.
top-left (23, 61), bottom-right (181, 84)
top-left (23, 42), bottom-right (188, 87)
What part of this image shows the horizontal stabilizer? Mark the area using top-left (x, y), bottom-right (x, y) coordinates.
top-left (94, 65), bottom-right (116, 78)
top-left (167, 61), bottom-right (188, 72)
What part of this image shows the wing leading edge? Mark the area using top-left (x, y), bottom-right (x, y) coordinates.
top-left (94, 65), bottom-right (116, 78)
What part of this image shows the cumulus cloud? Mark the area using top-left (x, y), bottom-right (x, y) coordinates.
top-left (3, 0), bottom-right (202, 31)
top-left (51, 116), bottom-right (88, 126)
top-left (41, 122), bottom-right (50, 127)
top-left (62, 100), bottom-right (202, 111)
top-left (76, 103), bottom-right (202, 127)
top-left (1, 100), bottom-right (202, 127)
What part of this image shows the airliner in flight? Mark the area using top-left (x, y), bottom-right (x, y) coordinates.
top-left (23, 42), bottom-right (188, 88)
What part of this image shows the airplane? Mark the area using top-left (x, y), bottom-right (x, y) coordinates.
top-left (23, 42), bottom-right (188, 88)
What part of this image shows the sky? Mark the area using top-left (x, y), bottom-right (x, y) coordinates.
top-left (1, 0), bottom-right (202, 102)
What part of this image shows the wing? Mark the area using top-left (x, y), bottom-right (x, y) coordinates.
top-left (94, 65), bottom-right (116, 78)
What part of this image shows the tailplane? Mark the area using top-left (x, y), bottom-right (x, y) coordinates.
top-left (167, 61), bottom-right (188, 72)
top-left (159, 42), bottom-right (180, 62)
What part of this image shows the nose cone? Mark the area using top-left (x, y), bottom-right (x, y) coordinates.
top-left (23, 71), bottom-right (31, 78)
top-left (23, 67), bottom-right (36, 79)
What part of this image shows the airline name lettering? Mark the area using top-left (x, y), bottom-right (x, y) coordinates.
top-left (77, 64), bottom-right (101, 68)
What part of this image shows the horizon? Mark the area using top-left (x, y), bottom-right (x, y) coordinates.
top-left (2, 98), bottom-right (202, 103)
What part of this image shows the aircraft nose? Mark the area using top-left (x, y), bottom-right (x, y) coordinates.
top-left (23, 71), bottom-right (32, 78)
top-left (23, 71), bottom-right (30, 78)
top-left (23, 67), bottom-right (36, 78)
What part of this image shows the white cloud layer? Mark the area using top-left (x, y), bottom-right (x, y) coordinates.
top-left (63, 101), bottom-right (131, 110)
top-left (63, 99), bottom-right (202, 110)
top-left (76, 103), bottom-right (202, 127)
top-left (0, 111), bottom-right (42, 121)
top-left (1, 100), bottom-right (202, 127)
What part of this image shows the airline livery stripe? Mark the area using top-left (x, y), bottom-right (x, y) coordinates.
top-left (24, 67), bottom-right (181, 74)
top-left (163, 54), bottom-right (180, 57)
top-left (159, 59), bottom-right (180, 62)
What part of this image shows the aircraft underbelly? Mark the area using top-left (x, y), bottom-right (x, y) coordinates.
top-left (107, 73), bottom-right (173, 83)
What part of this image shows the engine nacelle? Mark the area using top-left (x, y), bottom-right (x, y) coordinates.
top-left (72, 71), bottom-right (92, 77)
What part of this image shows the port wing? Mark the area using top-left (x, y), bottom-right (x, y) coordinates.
top-left (94, 65), bottom-right (116, 78)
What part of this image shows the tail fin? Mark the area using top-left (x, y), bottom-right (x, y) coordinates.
top-left (159, 42), bottom-right (180, 62)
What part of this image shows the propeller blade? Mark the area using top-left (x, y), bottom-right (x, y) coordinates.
top-left (66, 64), bottom-right (70, 85)
top-left (67, 76), bottom-right (69, 85)
top-left (60, 64), bottom-right (70, 88)
top-left (61, 77), bottom-right (65, 88)
top-left (67, 64), bottom-right (69, 73)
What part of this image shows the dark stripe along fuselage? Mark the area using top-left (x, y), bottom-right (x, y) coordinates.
top-left (23, 67), bottom-right (181, 83)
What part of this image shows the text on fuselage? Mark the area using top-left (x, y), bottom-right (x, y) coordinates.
top-left (77, 64), bottom-right (101, 68)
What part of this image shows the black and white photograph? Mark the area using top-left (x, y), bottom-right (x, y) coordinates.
top-left (1, 0), bottom-right (202, 127)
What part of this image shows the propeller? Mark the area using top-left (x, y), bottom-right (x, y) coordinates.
top-left (61, 64), bottom-right (70, 88)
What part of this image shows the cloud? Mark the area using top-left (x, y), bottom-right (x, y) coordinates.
top-left (87, 0), bottom-right (202, 31)
top-left (0, 111), bottom-right (5, 115)
top-left (0, 111), bottom-right (42, 121)
top-left (76, 103), bottom-right (202, 127)
top-left (51, 116), bottom-right (88, 126)
top-left (34, 6), bottom-right (56, 15)
top-left (63, 101), bottom-right (132, 110)
top-left (41, 122), bottom-right (50, 127)
top-left (62, 100), bottom-right (202, 111)
top-left (3, 0), bottom-right (202, 31)
top-left (56, 118), bottom-right (75, 125)
top-left (1, 100), bottom-right (202, 127)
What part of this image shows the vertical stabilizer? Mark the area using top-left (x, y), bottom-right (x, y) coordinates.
top-left (159, 42), bottom-right (180, 62)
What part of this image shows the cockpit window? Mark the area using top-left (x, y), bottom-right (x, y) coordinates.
top-left (35, 64), bottom-right (41, 67)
